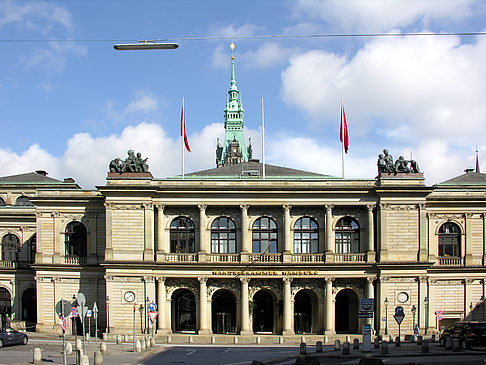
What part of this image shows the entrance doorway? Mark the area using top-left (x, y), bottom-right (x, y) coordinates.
top-left (252, 290), bottom-right (274, 333)
top-left (172, 290), bottom-right (196, 333)
top-left (335, 289), bottom-right (359, 333)
top-left (294, 290), bottom-right (313, 333)
top-left (0, 288), bottom-right (11, 330)
top-left (21, 288), bottom-right (37, 331)
top-left (212, 290), bottom-right (236, 334)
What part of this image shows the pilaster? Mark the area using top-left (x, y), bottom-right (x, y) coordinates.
top-left (143, 203), bottom-right (154, 261)
top-left (240, 205), bottom-right (250, 263)
top-left (156, 204), bottom-right (166, 261)
top-left (198, 205), bottom-right (208, 261)
top-left (366, 205), bottom-right (376, 263)
top-left (324, 277), bottom-right (335, 335)
top-left (465, 213), bottom-right (473, 266)
top-left (198, 277), bottom-right (211, 334)
top-left (156, 277), bottom-right (167, 334)
top-left (325, 205), bottom-right (335, 263)
top-left (418, 203), bottom-right (428, 262)
top-left (240, 277), bottom-right (251, 335)
top-left (282, 277), bottom-right (294, 336)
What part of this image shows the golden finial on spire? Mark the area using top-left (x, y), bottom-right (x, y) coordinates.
top-left (230, 42), bottom-right (235, 60)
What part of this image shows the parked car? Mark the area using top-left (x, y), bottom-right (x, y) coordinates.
top-left (0, 327), bottom-right (28, 348)
top-left (439, 321), bottom-right (486, 349)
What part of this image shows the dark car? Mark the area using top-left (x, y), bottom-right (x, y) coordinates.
top-left (0, 327), bottom-right (28, 347)
top-left (439, 321), bottom-right (486, 349)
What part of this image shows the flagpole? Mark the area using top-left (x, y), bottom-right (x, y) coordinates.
top-left (262, 97), bottom-right (266, 179)
top-left (341, 97), bottom-right (345, 179)
top-left (182, 97), bottom-right (185, 180)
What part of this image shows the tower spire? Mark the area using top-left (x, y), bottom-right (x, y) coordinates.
top-left (476, 146), bottom-right (480, 173)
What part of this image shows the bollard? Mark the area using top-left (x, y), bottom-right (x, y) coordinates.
top-left (135, 339), bottom-right (142, 352)
top-left (124, 334), bottom-right (129, 342)
top-left (256, 336), bottom-right (261, 344)
top-left (381, 341), bottom-right (389, 354)
top-left (211, 336), bottom-right (215, 344)
top-left (324, 335), bottom-right (328, 343)
top-left (421, 339), bottom-right (429, 353)
top-left (300, 342), bottom-right (307, 355)
top-left (342, 341), bottom-right (350, 355)
top-left (452, 338), bottom-right (460, 352)
top-left (66, 342), bottom-right (73, 355)
top-left (189, 335), bottom-right (193, 343)
top-left (278, 336), bottom-right (283, 344)
top-left (445, 337), bottom-right (453, 350)
top-left (150, 337), bottom-right (156, 347)
top-left (374, 337), bottom-right (380, 349)
top-left (316, 341), bottom-right (323, 353)
top-left (100, 341), bottom-right (107, 354)
top-left (33, 348), bottom-right (42, 364)
top-left (116, 335), bottom-right (122, 344)
top-left (76, 338), bottom-right (82, 350)
top-left (395, 336), bottom-right (400, 347)
top-left (388, 335), bottom-right (393, 343)
top-left (301, 336), bottom-right (305, 343)
top-left (334, 339), bottom-right (341, 351)
top-left (76, 349), bottom-right (84, 365)
top-left (102, 333), bottom-right (108, 341)
top-left (145, 338), bottom-right (151, 348)
top-left (80, 354), bottom-right (89, 365)
top-left (86, 333), bottom-right (90, 342)
top-left (353, 338), bottom-right (359, 350)
top-left (167, 335), bottom-right (171, 344)
top-left (417, 335), bottom-right (423, 345)
top-left (431, 334), bottom-right (436, 342)
top-left (94, 351), bottom-right (103, 365)
top-left (141, 338), bottom-right (146, 350)
top-left (234, 336), bottom-right (239, 344)
top-left (346, 335), bottom-right (350, 342)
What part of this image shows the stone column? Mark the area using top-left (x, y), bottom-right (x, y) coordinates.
top-left (427, 213), bottom-right (437, 263)
top-left (156, 277), bottom-right (167, 334)
top-left (104, 203), bottom-right (114, 260)
top-left (378, 204), bottom-right (389, 262)
top-left (240, 205), bottom-right (250, 262)
top-left (283, 205), bottom-right (292, 253)
top-left (465, 279), bottom-right (474, 319)
top-left (240, 277), bottom-right (251, 335)
top-left (198, 205), bottom-right (208, 260)
top-left (198, 277), bottom-right (211, 334)
top-left (283, 278), bottom-right (294, 335)
top-left (418, 276), bottom-right (427, 332)
top-left (87, 212), bottom-right (98, 265)
top-left (366, 277), bottom-right (375, 328)
top-left (143, 203), bottom-right (154, 262)
top-left (52, 212), bottom-right (61, 264)
top-left (418, 204), bottom-right (428, 262)
top-left (324, 277), bottom-right (335, 334)
top-left (465, 213), bottom-right (473, 265)
top-left (155, 204), bottom-right (166, 261)
top-left (427, 280), bottom-right (436, 334)
top-left (366, 205), bottom-right (376, 263)
top-left (325, 205), bottom-right (334, 262)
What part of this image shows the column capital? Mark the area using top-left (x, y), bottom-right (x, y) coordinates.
top-left (283, 204), bottom-right (292, 211)
top-left (366, 204), bottom-right (376, 212)
top-left (198, 204), bottom-right (207, 212)
top-left (366, 277), bottom-right (376, 284)
top-left (325, 277), bottom-right (335, 283)
top-left (156, 276), bottom-right (166, 282)
top-left (240, 277), bottom-right (250, 284)
top-left (325, 204), bottom-right (334, 211)
top-left (419, 276), bottom-right (428, 283)
top-left (198, 277), bottom-right (208, 284)
top-left (155, 204), bottom-right (165, 212)
top-left (418, 203), bottom-right (427, 210)
top-left (142, 202), bottom-right (153, 210)
top-left (240, 204), bottom-right (249, 212)
top-left (283, 277), bottom-right (293, 284)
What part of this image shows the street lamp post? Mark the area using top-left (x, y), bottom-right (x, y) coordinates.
top-left (133, 303), bottom-right (137, 352)
top-left (424, 297), bottom-right (428, 334)
top-left (138, 305), bottom-right (144, 334)
top-left (411, 304), bottom-right (417, 331)
top-left (106, 296), bottom-right (110, 334)
top-left (145, 297), bottom-right (149, 335)
top-left (384, 297), bottom-right (389, 336)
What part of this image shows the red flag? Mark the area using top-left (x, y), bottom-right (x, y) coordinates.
top-left (181, 105), bottom-right (191, 152)
top-left (340, 103), bottom-right (349, 153)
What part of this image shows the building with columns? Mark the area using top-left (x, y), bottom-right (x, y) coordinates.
top-left (0, 52), bottom-right (485, 338)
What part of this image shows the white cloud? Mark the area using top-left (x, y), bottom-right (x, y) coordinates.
top-left (209, 23), bottom-right (265, 38)
top-left (101, 91), bottom-right (164, 125)
top-left (125, 91), bottom-right (159, 114)
top-left (292, 0), bottom-right (478, 32)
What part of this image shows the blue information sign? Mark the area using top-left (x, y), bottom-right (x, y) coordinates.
top-left (395, 306), bottom-right (404, 315)
top-left (147, 302), bottom-right (157, 312)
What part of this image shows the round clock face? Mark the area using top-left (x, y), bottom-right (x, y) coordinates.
top-left (124, 291), bottom-right (135, 302)
top-left (397, 292), bottom-right (409, 303)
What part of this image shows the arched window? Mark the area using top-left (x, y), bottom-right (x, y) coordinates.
top-left (294, 217), bottom-right (319, 253)
top-left (170, 217), bottom-right (195, 253)
top-left (335, 217), bottom-right (360, 253)
top-left (65, 222), bottom-right (87, 257)
top-left (2, 234), bottom-right (19, 261)
top-left (15, 196), bottom-right (33, 207)
top-left (252, 217), bottom-right (278, 253)
top-left (0, 197), bottom-right (5, 206)
top-left (438, 222), bottom-right (461, 257)
top-left (211, 217), bottom-right (236, 253)
top-left (28, 234), bottom-right (36, 264)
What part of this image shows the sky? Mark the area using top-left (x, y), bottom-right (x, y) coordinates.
top-left (1, 0), bottom-right (486, 189)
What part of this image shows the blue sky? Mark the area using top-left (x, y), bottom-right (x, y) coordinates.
top-left (1, 0), bottom-right (486, 188)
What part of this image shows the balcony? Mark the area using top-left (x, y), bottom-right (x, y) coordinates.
top-left (164, 253), bottom-right (198, 262)
top-left (248, 253), bottom-right (282, 263)
top-left (437, 256), bottom-right (462, 266)
top-left (0, 261), bottom-right (15, 268)
top-left (334, 253), bottom-right (367, 263)
top-left (64, 256), bottom-right (87, 265)
top-left (291, 254), bottom-right (325, 263)
top-left (207, 254), bottom-right (239, 263)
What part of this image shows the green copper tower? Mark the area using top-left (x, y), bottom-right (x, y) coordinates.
top-left (216, 43), bottom-right (252, 167)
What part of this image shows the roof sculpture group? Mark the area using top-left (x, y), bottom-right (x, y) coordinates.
top-left (377, 149), bottom-right (420, 174)
top-left (109, 150), bottom-right (149, 173)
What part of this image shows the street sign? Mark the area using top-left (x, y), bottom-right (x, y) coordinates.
top-left (395, 306), bottom-right (404, 315)
top-left (358, 312), bottom-right (373, 318)
top-left (382, 317), bottom-right (386, 322)
top-left (437, 309), bottom-right (443, 320)
top-left (78, 306), bottom-right (88, 323)
top-left (77, 292), bottom-right (86, 306)
top-left (393, 313), bottom-right (405, 325)
top-left (59, 316), bottom-right (67, 331)
top-left (148, 302), bottom-right (157, 312)
top-left (93, 302), bottom-right (98, 319)
top-left (86, 309), bottom-right (92, 318)
top-left (360, 298), bottom-right (374, 312)
top-left (71, 307), bottom-right (77, 317)
top-left (148, 311), bottom-right (158, 323)
top-left (56, 300), bottom-right (72, 318)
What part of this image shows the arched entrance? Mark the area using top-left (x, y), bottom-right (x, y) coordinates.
top-left (335, 289), bottom-right (359, 333)
top-left (21, 288), bottom-right (37, 331)
top-left (172, 289), bottom-right (196, 333)
top-left (0, 288), bottom-right (11, 329)
top-left (294, 290), bottom-right (315, 334)
top-left (212, 290), bottom-right (236, 334)
top-left (252, 290), bottom-right (274, 333)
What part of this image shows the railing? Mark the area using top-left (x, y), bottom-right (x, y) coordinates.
top-left (248, 253), bottom-right (282, 263)
top-left (0, 261), bottom-right (15, 268)
top-left (64, 256), bottom-right (87, 265)
top-left (207, 254), bottom-right (239, 263)
top-left (334, 253), bottom-right (367, 263)
top-left (437, 256), bottom-right (462, 266)
top-left (164, 253), bottom-right (198, 262)
top-left (291, 254), bottom-right (325, 263)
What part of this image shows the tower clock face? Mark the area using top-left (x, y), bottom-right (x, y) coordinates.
top-left (397, 292), bottom-right (409, 303)
top-left (124, 291), bottom-right (135, 302)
